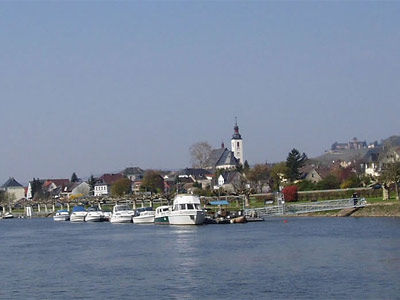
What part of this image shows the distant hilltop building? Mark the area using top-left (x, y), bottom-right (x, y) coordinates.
top-left (205, 119), bottom-right (244, 170)
top-left (331, 137), bottom-right (367, 151)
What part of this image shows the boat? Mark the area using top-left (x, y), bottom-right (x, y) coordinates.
top-left (110, 204), bottom-right (135, 223)
top-left (168, 194), bottom-right (205, 225)
top-left (1, 212), bottom-right (14, 219)
top-left (53, 209), bottom-right (70, 221)
top-left (154, 205), bottom-right (171, 225)
top-left (133, 207), bottom-right (155, 224)
top-left (85, 206), bottom-right (105, 222)
top-left (70, 206), bottom-right (87, 222)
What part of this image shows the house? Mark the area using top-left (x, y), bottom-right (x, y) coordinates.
top-left (360, 149), bottom-right (381, 177)
top-left (214, 171), bottom-right (246, 194)
top-left (300, 165), bottom-right (331, 183)
top-left (62, 182), bottom-right (90, 199)
top-left (26, 178), bottom-right (70, 199)
top-left (177, 168), bottom-right (213, 189)
top-left (1, 177), bottom-right (25, 202)
top-left (380, 147), bottom-right (400, 164)
top-left (121, 167), bottom-right (144, 182)
top-left (94, 173), bottom-right (125, 197)
top-left (42, 179), bottom-right (70, 198)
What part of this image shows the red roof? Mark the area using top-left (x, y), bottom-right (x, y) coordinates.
top-left (43, 179), bottom-right (70, 188)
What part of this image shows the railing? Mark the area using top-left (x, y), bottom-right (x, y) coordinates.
top-left (244, 198), bottom-right (367, 217)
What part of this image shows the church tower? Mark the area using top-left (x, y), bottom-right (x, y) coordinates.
top-left (231, 118), bottom-right (244, 165)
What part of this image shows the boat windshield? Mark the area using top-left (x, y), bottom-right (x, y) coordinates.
top-left (115, 205), bottom-right (130, 212)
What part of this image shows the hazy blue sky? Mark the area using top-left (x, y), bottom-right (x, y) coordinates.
top-left (1, 1), bottom-right (399, 184)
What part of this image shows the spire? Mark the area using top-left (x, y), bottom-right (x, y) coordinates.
top-left (232, 117), bottom-right (242, 140)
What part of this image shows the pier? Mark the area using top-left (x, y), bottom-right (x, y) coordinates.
top-left (244, 198), bottom-right (367, 218)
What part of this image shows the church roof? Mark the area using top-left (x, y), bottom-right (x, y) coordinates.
top-left (2, 177), bottom-right (23, 188)
top-left (206, 148), bottom-right (239, 169)
top-left (216, 149), bottom-right (239, 167)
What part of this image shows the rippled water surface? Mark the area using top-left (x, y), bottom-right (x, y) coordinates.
top-left (0, 217), bottom-right (399, 299)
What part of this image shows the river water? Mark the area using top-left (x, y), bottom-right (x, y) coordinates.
top-left (0, 217), bottom-right (399, 299)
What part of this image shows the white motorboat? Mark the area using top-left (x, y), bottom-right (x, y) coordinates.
top-left (1, 212), bottom-right (14, 219)
top-left (85, 206), bottom-right (105, 222)
top-left (154, 205), bottom-right (171, 225)
top-left (132, 207), bottom-right (155, 224)
top-left (110, 204), bottom-right (135, 223)
top-left (169, 194), bottom-right (205, 225)
top-left (53, 209), bottom-right (70, 221)
top-left (70, 206), bottom-right (87, 222)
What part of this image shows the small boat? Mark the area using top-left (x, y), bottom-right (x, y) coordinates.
top-left (230, 216), bottom-right (247, 223)
top-left (154, 205), bottom-right (171, 225)
top-left (110, 204), bottom-right (135, 223)
top-left (133, 207), bottom-right (155, 224)
top-left (70, 206), bottom-right (87, 222)
top-left (169, 194), bottom-right (205, 225)
top-left (2, 212), bottom-right (14, 219)
top-left (85, 206), bottom-right (105, 222)
top-left (53, 209), bottom-right (70, 221)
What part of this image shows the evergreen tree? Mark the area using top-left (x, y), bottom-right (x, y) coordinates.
top-left (243, 160), bottom-right (250, 174)
top-left (71, 172), bottom-right (79, 182)
top-left (285, 148), bottom-right (308, 182)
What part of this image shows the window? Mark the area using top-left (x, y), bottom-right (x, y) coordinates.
top-left (237, 142), bottom-right (240, 147)
top-left (187, 204), bottom-right (194, 210)
top-left (180, 204), bottom-right (186, 210)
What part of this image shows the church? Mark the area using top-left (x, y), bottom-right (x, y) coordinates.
top-left (205, 120), bottom-right (244, 170)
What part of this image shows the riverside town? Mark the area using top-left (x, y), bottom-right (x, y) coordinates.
top-left (1, 121), bottom-right (400, 222)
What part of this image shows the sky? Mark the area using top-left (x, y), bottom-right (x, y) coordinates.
top-left (1, 1), bottom-right (400, 184)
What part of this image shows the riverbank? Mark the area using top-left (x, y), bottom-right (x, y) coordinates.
top-left (303, 201), bottom-right (400, 217)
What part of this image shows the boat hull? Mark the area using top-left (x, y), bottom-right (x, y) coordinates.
top-left (169, 211), bottom-right (205, 225)
top-left (70, 212), bottom-right (87, 222)
top-left (154, 216), bottom-right (169, 225)
top-left (85, 212), bottom-right (105, 222)
top-left (53, 215), bottom-right (70, 221)
top-left (133, 215), bottom-right (154, 224)
top-left (110, 215), bottom-right (132, 223)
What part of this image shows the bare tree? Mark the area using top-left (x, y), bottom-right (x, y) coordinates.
top-left (380, 162), bottom-right (400, 200)
top-left (189, 142), bottom-right (212, 168)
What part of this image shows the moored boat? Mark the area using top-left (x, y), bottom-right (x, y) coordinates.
top-left (154, 205), bottom-right (171, 225)
top-left (53, 209), bottom-right (70, 221)
top-left (70, 206), bottom-right (87, 222)
top-left (85, 206), bottom-right (105, 222)
top-left (110, 204), bottom-right (134, 223)
top-left (169, 194), bottom-right (205, 225)
top-left (2, 212), bottom-right (14, 219)
top-left (132, 207), bottom-right (155, 224)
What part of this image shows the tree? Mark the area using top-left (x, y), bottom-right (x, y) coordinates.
top-left (88, 175), bottom-right (97, 194)
top-left (247, 164), bottom-right (270, 193)
top-left (189, 142), bottom-right (212, 168)
top-left (31, 178), bottom-right (44, 200)
top-left (141, 170), bottom-right (165, 194)
top-left (316, 174), bottom-right (341, 190)
top-left (282, 185), bottom-right (298, 202)
top-left (71, 172), bottom-right (79, 183)
top-left (270, 162), bottom-right (289, 191)
top-left (243, 160), bottom-right (250, 174)
top-left (111, 178), bottom-right (132, 197)
top-left (285, 149), bottom-right (308, 182)
top-left (380, 162), bottom-right (400, 200)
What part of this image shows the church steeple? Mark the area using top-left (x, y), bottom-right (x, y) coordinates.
top-left (232, 117), bottom-right (242, 140)
top-left (231, 117), bottom-right (244, 165)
